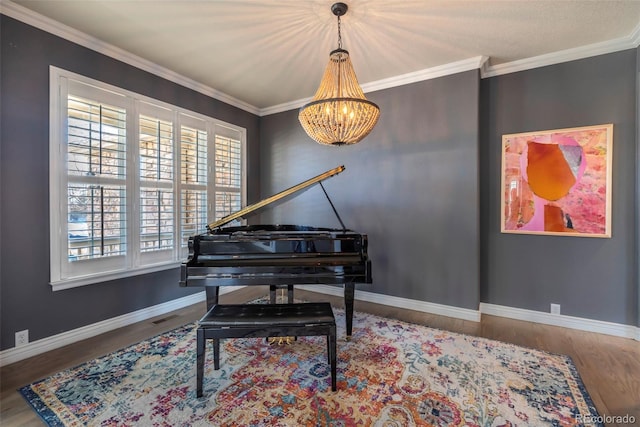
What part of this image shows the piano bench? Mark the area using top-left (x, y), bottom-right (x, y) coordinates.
top-left (196, 302), bottom-right (337, 397)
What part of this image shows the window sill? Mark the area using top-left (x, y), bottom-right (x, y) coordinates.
top-left (50, 261), bottom-right (183, 291)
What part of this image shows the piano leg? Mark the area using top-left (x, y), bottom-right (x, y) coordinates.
top-left (206, 286), bottom-right (220, 310)
top-left (344, 282), bottom-right (355, 340)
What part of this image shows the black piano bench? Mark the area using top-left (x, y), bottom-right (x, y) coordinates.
top-left (196, 302), bottom-right (337, 397)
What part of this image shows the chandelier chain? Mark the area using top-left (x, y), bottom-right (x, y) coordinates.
top-left (337, 15), bottom-right (342, 49)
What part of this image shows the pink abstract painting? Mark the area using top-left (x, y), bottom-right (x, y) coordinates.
top-left (501, 124), bottom-right (613, 238)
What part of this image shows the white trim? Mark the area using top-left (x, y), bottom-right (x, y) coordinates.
top-left (48, 66), bottom-right (247, 290)
top-left (481, 25), bottom-right (640, 78)
top-left (297, 285), bottom-right (481, 322)
top-left (480, 303), bottom-right (640, 340)
top-left (362, 56), bottom-right (489, 94)
top-left (260, 28), bottom-right (640, 114)
top-left (0, 289), bottom-right (245, 367)
top-left (260, 99), bottom-right (311, 117)
top-left (630, 20), bottom-right (640, 47)
top-left (3, 1), bottom-right (640, 116)
top-left (300, 286), bottom-right (639, 340)
top-left (2, 288), bottom-right (638, 366)
top-left (0, 1), bottom-right (259, 116)
top-left (261, 56), bottom-right (489, 116)
top-left (51, 262), bottom-right (182, 291)
top-left (2, 0), bottom-right (639, 339)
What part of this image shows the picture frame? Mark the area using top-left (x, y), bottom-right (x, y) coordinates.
top-left (501, 124), bottom-right (613, 238)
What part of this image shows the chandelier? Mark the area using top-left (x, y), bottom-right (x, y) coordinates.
top-left (298, 2), bottom-right (380, 146)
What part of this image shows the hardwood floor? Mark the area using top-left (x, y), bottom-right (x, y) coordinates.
top-left (1, 287), bottom-right (638, 426)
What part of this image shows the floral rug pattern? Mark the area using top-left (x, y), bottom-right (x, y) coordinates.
top-left (20, 307), bottom-right (601, 426)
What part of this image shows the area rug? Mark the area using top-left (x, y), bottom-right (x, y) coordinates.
top-left (20, 306), bottom-right (602, 426)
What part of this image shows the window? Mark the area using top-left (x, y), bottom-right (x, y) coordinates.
top-left (50, 67), bottom-right (246, 290)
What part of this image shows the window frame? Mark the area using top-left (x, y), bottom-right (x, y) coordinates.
top-left (49, 67), bottom-right (246, 291)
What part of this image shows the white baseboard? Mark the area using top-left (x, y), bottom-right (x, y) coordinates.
top-left (480, 302), bottom-right (640, 340)
top-left (301, 286), bottom-right (639, 341)
top-left (0, 290), bottom-right (211, 367)
top-left (298, 285), bottom-right (481, 322)
top-left (1, 286), bottom-right (254, 366)
top-left (3, 287), bottom-right (638, 366)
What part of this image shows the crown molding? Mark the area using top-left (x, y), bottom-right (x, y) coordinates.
top-left (260, 56), bottom-right (489, 116)
top-left (363, 56), bottom-right (489, 94)
top-left (263, 21), bottom-right (640, 116)
top-left (482, 22), bottom-right (640, 78)
top-left (631, 20), bottom-right (640, 47)
top-left (260, 97), bottom-right (313, 117)
top-left (2, 1), bottom-right (639, 118)
top-left (0, 1), bottom-right (260, 116)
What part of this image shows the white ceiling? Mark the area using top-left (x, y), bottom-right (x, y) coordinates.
top-left (7, 0), bottom-right (640, 112)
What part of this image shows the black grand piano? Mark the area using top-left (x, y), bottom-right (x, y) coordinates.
top-left (180, 165), bottom-right (371, 337)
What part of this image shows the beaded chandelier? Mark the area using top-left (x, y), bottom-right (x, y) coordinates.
top-left (298, 2), bottom-right (380, 146)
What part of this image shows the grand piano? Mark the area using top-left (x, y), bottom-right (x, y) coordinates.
top-left (180, 165), bottom-right (371, 337)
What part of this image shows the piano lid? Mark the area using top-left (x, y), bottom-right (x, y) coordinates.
top-left (207, 165), bottom-right (345, 231)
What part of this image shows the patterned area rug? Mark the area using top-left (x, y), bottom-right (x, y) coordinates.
top-left (20, 306), bottom-right (601, 426)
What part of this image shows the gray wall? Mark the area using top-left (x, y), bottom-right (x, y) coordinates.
top-left (259, 71), bottom-right (481, 309)
top-left (260, 50), bottom-right (639, 328)
top-left (0, 16), bottom-right (260, 350)
top-left (2, 14), bottom-right (638, 353)
top-left (481, 50), bottom-right (638, 326)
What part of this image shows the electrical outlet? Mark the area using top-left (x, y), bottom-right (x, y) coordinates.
top-left (550, 303), bottom-right (561, 315)
top-left (15, 329), bottom-right (29, 347)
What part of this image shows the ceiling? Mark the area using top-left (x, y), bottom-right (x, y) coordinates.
top-left (7, 0), bottom-right (640, 112)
